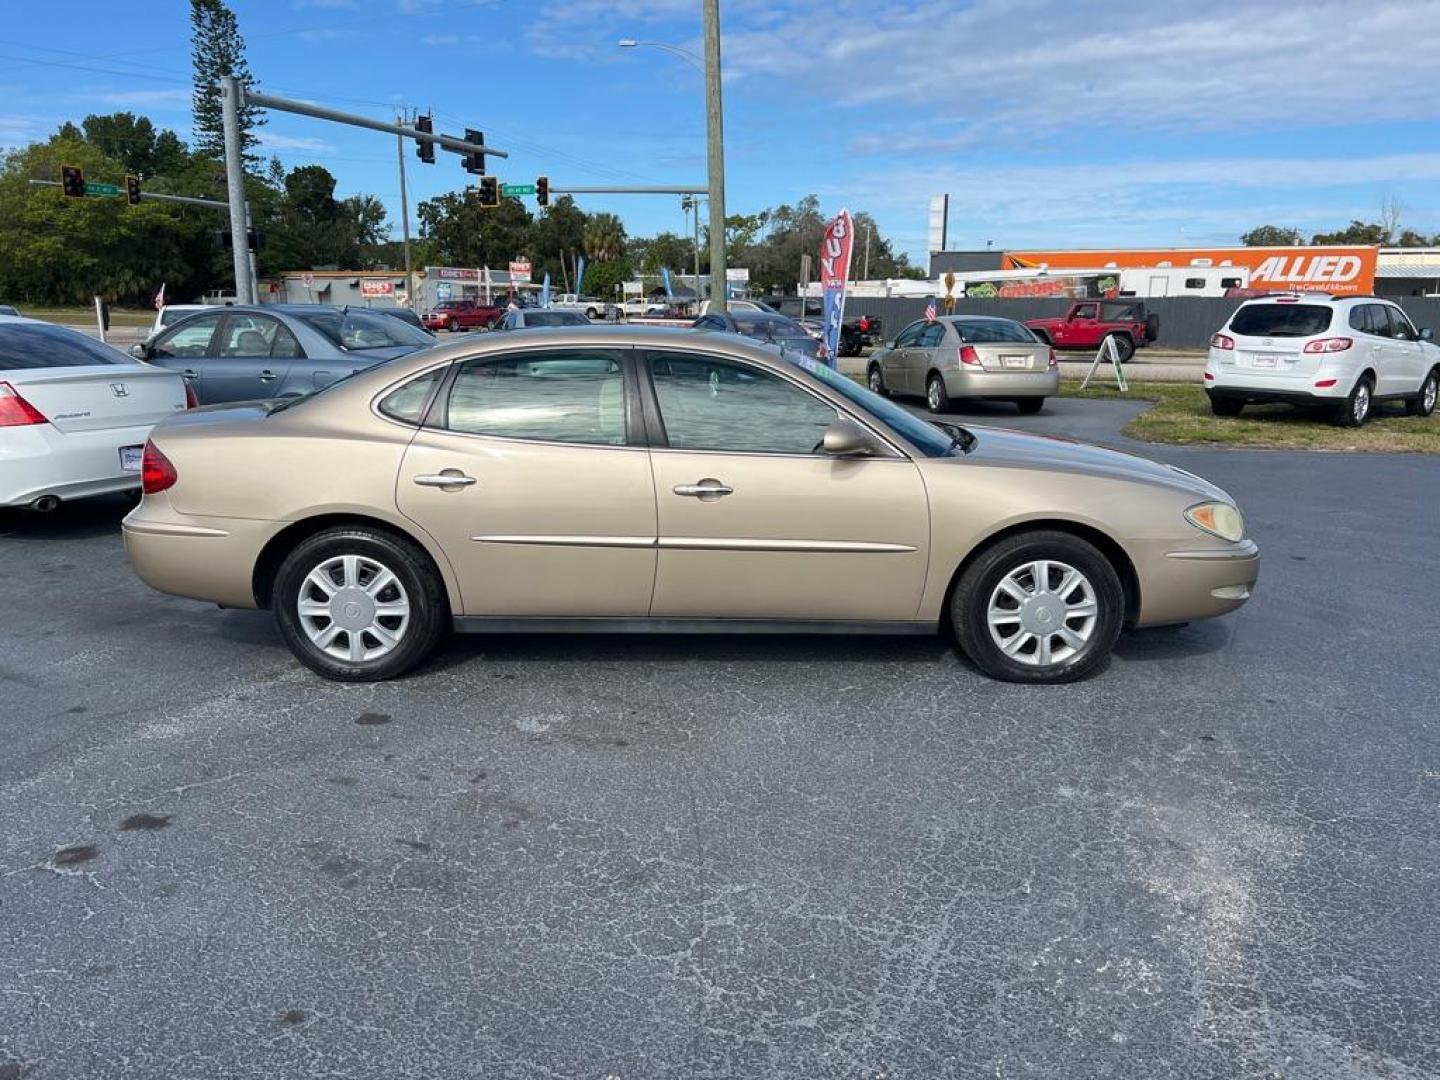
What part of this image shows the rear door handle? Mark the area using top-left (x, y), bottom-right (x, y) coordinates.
top-left (181, 369), bottom-right (198, 379)
top-left (674, 480), bottom-right (733, 499)
top-left (258, 369), bottom-right (277, 382)
top-left (414, 472), bottom-right (477, 488)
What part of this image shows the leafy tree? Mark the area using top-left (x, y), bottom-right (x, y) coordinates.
top-left (1240, 225), bottom-right (1303, 246)
top-left (417, 191), bottom-right (534, 270)
top-left (190, 0), bottom-right (264, 164)
top-left (1311, 220), bottom-right (1389, 245)
top-left (583, 260), bottom-right (631, 299)
top-left (582, 212), bottom-right (627, 263)
top-left (1396, 229), bottom-right (1433, 247)
top-left (631, 231), bottom-right (695, 277)
top-left (531, 196), bottom-right (587, 286)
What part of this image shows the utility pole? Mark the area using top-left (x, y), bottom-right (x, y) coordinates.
top-left (693, 198), bottom-right (702, 297)
top-left (703, 0), bottom-right (727, 311)
top-left (863, 221), bottom-right (872, 281)
top-left (396, 114), bottom-right (415, 313)
top-left (220, 76), bottom-right (253, 304)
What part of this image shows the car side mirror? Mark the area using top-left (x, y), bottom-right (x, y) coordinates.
top-left (130, 343), bottom-right (147, 360)
top-left (822, 417), bottom-right (877, 458)
top-left (1421, 328), bottom-right (1434, 341)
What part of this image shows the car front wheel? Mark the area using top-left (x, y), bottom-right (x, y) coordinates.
top-left (273, 527), bottom-right (448, 682)
top-left (868, 363), bottom-right (889, 397)
top-left (950, 530), bottom-right (1124, 684)
top-left (1406, 368), bottom-right (1438, 417)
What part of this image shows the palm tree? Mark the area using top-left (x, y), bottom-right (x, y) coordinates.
top-left (583, 213), bottom-right (627, 263)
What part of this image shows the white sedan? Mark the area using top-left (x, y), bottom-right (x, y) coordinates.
top-left (0, 316), bottom-right (192, 511)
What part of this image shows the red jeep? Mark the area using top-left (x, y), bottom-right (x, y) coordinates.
top-left (423, 299), bottom-right (504, 332)
top-left (1025, 301), bottom-right (1158, 361)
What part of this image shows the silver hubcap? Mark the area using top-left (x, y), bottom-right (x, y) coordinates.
top-left (1354, 384), bottom-right (1370, 421)
top-left (928, 380), bottom-right (942, 409)
top-left (298, 554), bottom-right (410, 663)
top-left (1424, 376), bottom-right (1437, 412)
top-left (870, 369), bottom-right (882, 391)
top-left (987, 559), bottom-right (1098, 668)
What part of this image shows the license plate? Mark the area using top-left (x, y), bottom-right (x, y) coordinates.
top-left (1001, 355), bottom-right (1030, 369)
top-left (1250, 354), bottom-right (1278, 369)
top-left (119, 445), bottom-right (144, 472)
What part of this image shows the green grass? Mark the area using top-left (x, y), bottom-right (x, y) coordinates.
top-left (1063, 380), bottom-right (1440, 453)
top-left (15, 305), bottom-right (154, 328)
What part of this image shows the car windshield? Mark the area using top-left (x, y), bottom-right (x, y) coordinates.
top-left (0, 323), bottom-right (129, 370)
top-left (1230, 303), bottom-right (1333, 337)
top-left (790, 356), bottom-right (963, 458)
top-left (955, 319), bottom-right (1036, 344)
top-left (296, 309), bottom-right (434, 349)
top-left (526, 311), bottom-right (588, 327)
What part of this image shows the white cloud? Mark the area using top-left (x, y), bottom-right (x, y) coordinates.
top-left (94, 88), bottom-right (191, 110)
top-left (257, 132), bottom-right (338, 153)
top-left (420, 33), bottom-right (459, 46)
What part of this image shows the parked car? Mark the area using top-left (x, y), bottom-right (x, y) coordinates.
top-left (1025, 301), bottom-right (1158, 361)
top-left (759, 297), bottom-right (876, 355)
top-left (423, 299), bottom-right (504, 332)
top-left (868, 316), bottom-right (1059, 413)
top-left (0, 304), bottom-right (20, 317)
top-left (134, 304), bottom-right (434, 405)
top-left (550, 294), bottom-right (611, 320)
top-left (0, 316), bottom-right (192, 511)
top-left (495, 309), bottom-right (591, 330)
top-left (693, 310), bottom-right (822, 360)
top-left (123, 325), bottom-right (1258, 685)
top-left (1205, 295), bottom-right (1440, 426)
top-left (374, 306), bottom-right (431, 334)
top-left (620, 296), bottom-right (671, 318)
top-left (148, 303), bottom-right (207, 341)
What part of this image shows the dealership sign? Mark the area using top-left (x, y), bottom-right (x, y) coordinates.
top-left (508, 259), bottom-right (532, 282)
top-left (1003, 246), bottom-right (1379, 295)
top-left (430, 266), bottom-right (481, 281)
top-left (359, 281), bottom-right (395, 297)
top-left (819, 209), bottom-right (855, 368)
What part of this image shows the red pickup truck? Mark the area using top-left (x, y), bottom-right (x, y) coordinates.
top-left (423, 299), bottom-right (504, 332)
top-left (1025, 301), bottom-right (1158, 361)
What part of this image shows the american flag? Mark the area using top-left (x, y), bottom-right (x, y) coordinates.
top-left (924, 297), bottom-right (937, 323)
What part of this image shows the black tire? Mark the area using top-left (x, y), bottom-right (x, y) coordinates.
top-left (446, 318), bottom-right (459, 333)
top-left (272, 526), bottom-right (448, 682)
top-left (1014, 397), bottom-right (1044, 415)
top-left (1106, 333), bottom-right (1135, 363)
top-left (926, 372), bottom-right (952, 413)
top-left (1405, 368), bottom-right (1438, 417)
top-left (867, 363), bottom-right (890, 397)
top-left (1210, 395), bottom-right (1244, 418)
top-left (1144, 312), bottom-right (1160, 343)
top-left (585, 308), bottom-right (598, 320)
top-left (950, 530), bottom-right (1124, 684)
top-left (1334, 374), bottom-right (1374, 428)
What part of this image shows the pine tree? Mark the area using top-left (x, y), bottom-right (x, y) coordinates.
top-left (190, 0), bottom-right (264, 164)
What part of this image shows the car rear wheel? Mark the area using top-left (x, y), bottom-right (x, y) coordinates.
top-left (1405, 368), bottom-right (1438, 417)
top-left (926, 373), bottom-right (951, 413)
top-left (1334, 375), bottom-right (1373, 428)
top-left (867, 363), bottom-right (890, 397)
top-left (950, 530), bottom-right (1124, 684)
top-left (273, 527), bottom-right (448, 682)
top-left (1106, 333), bottom-right (1135, 363)
top-left (446, 318), bottom-right (458, 332)
top-left (1210, 396), bottom-right (1244, 417)
top-left (1014, 398), bottom-right (1044, 415)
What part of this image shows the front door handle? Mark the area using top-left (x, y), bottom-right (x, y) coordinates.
top-left (674, 479), bottom-right (733, 500)
top-left (414, 472), bottom-right (477, 489)
top-left (181, 369), bottom-right (198, 380)
top-left (258, 369), bottom-right (277, 382)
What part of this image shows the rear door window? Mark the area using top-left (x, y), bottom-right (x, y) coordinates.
top-left (0, 323), bottom-right (129, 370)
top-left (444, 349), bottom-right (628, 445)
top-left (1229, 304), bottom-right (1333, 337)
top-left (918, 323), bottom-right (946, 348)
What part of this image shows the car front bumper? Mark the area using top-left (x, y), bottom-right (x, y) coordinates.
top-left (942, 368), bottom-right (1061, 399)
top-left (1131, 537), bottom-right (1260, 626)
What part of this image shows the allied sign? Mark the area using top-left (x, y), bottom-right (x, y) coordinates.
top-left (359, 281), bottom-right (395, 297)
top-left (1004, 246), bottom-right (1379, 296)
top-left (819, 209), bottom-right (855, 368)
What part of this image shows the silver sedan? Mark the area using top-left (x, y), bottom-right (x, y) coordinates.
top-left (868, 315), bottom-right (1060, 414)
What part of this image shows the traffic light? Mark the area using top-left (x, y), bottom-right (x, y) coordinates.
top-left (536, 175), bottom-right (549, 207)
top-left (463, 128), bottom-right (485, 176)
top-left (478, 176), bottom-right (499, 208)
top-left (125, 175), bottom-right (142, 206)
top-left (61, 164), bottom-right (85, 198)
top-left (415, 113), bottom-right (435, 165)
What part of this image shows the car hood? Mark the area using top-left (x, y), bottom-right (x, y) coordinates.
top-left (959, 425), bottom-right (1231, 501)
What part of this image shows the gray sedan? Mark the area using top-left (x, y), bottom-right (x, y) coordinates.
top-left (868, 315), bottom-right (1059, 414)
top-left (134, 304), bottom-right (434, 405)
top-left (495, 309), bottom-right (591, 331)
top-left (693, 311), bottom-right (822, 360)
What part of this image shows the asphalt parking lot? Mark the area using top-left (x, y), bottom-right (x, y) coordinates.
top-left (2, 397), bottom-right (1437, 1079)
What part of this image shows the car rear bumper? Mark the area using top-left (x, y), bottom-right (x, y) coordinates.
top-left (0, 421), bottom-right (155, 507)
top-left (1205, 359), bottom-right (1348, 401)
top-left (123, 497), bottom-right (280, 608)
top-left (942, 368), bottom-right (1061, 398)
top-left (1132, 538), bottom-right (1260, 626)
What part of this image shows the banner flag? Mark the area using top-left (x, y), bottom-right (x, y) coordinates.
top-left (820, 209), bottom-right (855, 368)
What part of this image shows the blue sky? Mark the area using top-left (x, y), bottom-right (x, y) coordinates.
top-left (4, 0), bottom-right (1440, 264)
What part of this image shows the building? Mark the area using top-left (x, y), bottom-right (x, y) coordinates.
top-left (1375, 249), bottom-right (1440, 297)
top-left (265, 269), bottom-right (411, 308)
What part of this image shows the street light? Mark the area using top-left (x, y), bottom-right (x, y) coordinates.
top-left (617, 13), bottom-right (727, 312)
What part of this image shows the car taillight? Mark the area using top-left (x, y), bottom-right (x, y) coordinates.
top-left (1047, 347), bottom-right (1057, 368)
top-left (1302, 337), bottom-right (1353, 354)
top-left (1211, 333), bottom-right (1235, 350)
top-left (959, 345), bottom-right (981, 366)
top-left (141, 439), bottom-right (177, 494)
top-left (183, 381), bottom-right (199, 409)
top-left (0, 381), bottom-right (47, 427)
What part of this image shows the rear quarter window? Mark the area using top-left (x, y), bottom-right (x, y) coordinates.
top-left (1229, 304), bottom-right (1333, 337)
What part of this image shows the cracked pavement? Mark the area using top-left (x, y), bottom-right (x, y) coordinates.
top-left (1, 397), bottom-right (1437, 1078)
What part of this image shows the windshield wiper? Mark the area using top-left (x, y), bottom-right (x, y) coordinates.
top-left (932, 420), bottom-right (976, 454)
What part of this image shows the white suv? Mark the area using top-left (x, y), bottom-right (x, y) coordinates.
top-left (1205, 295), bottom-right (1440, 426)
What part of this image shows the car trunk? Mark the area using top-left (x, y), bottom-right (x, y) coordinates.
top-left (972, 342), bottom-right (1050, 372)
top-left (10, 364), bottom-right (183, 434)
top-left (1228, 336), bottom-right (1319, 378)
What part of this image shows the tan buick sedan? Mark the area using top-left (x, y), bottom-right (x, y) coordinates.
top-left (123, 326), bottom-right (1258, 684)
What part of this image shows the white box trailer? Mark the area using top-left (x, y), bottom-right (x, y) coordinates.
top-left (1117, 264), bottom-right (1249, 297)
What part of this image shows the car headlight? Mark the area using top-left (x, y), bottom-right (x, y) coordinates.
top-left (1185, 501), bottom-right (1245, 542)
